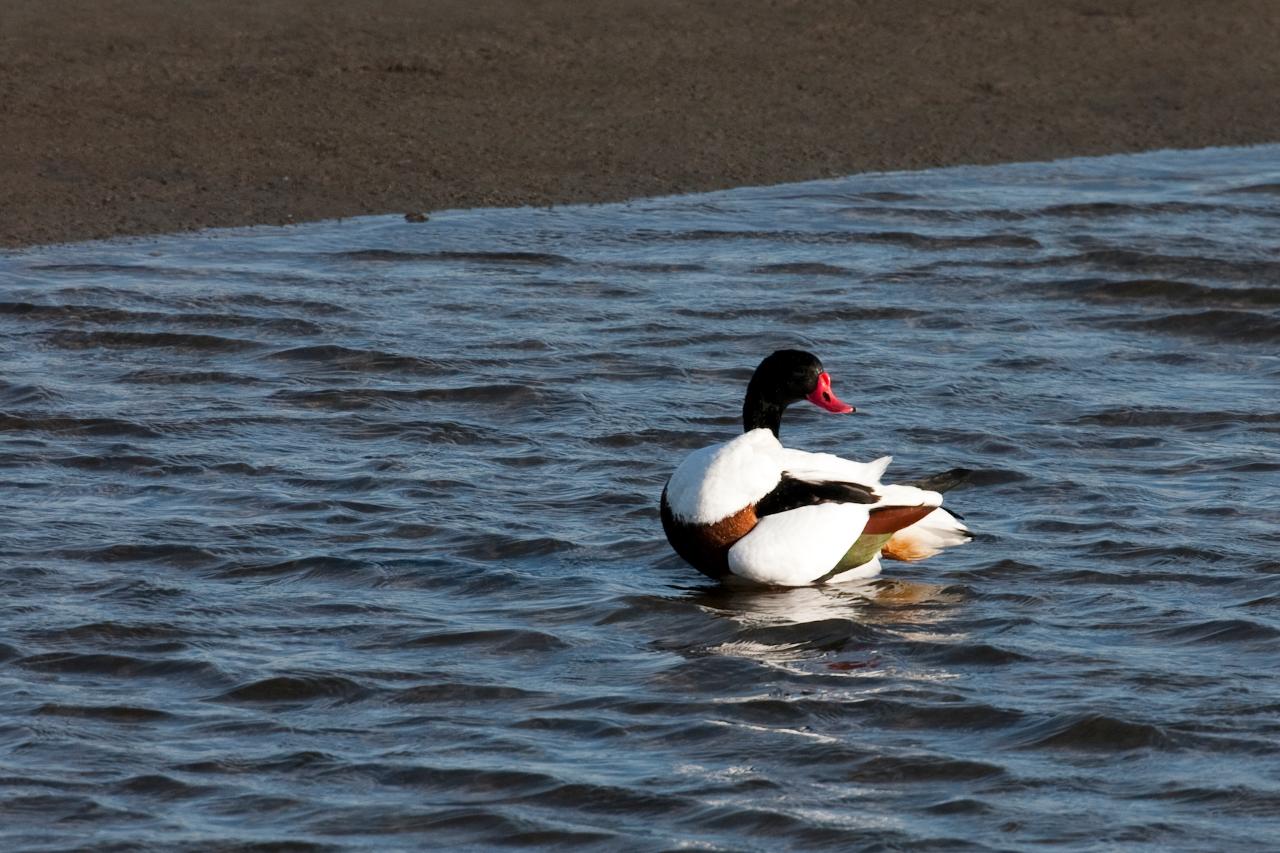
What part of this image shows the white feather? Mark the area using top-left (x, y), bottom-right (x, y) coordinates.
top-left (778, 449), bottom-right (892, 487)
top-left (727, 503), bottom-right (869, 586)
top-left (871, 483), bottom-right (943, 510)
top-left (665, 428), bottom-right (783, 524)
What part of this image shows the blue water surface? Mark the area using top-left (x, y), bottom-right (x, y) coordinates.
top-left (1, 145), bottom-right (1279, 851)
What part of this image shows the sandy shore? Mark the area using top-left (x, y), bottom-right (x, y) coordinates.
top-left (3, 0), bottom-right (1279, 248)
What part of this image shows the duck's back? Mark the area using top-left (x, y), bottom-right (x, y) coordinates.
top-left (664, 429), bottom-right (784, 525)
top-left (661, 429), bottom-right (784, 578)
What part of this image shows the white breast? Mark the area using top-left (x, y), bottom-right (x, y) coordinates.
top-left (665, 428), bottom-right (784, 524)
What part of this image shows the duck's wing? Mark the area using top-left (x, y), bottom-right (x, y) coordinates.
top-left (727, 502), bottom-right (870, 586)
top-left (754, 473), bottom-right (878, 517)
top-left (770, 450), bottom-right (952, 578)
top-left (729, 471), bottom-right (887, 585)
top-left (777, 449), bottom-right (893, 488)
top-left (721, 472), bottom-right (957, 586)
top-left (776, 448), bottom-right (943, 519)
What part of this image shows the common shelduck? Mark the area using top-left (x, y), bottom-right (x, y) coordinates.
top-left (660, 350), bottom-right (972, 586)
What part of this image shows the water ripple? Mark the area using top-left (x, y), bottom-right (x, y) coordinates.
top-left (1, 145), bottom-right (1279, 851)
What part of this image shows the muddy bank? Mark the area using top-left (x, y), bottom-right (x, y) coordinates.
top-left (3, 0), bottom-right (1279, 247)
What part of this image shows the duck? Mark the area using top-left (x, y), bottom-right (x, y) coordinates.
top-left (660, 350), bottom-right (972, 586)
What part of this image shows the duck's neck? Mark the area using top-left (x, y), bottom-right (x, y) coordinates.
top-left (743, 390), bottom-right (786, 438)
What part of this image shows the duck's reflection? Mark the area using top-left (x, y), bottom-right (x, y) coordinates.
top-left (679, 577), bottom-right (965, 675)
top-left (687, 577), bottom-right (961, 627)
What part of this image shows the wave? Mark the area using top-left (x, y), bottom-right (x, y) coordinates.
top-left (264, 344), bottom-right (449, 374)
top-left (47, 329), bottom-right (262, 351)
top-left (1010, 712), bottom-right (1175, 751)
top-left (1070, 407), bottom-right (1280, 428)
top-left (269, 383), bottom-right (547, 410)
top-left (750, 262), bottom-right (851, 276)
top-left (35, 704), bottom-right (174, 723)
top-left (847, 753), bottom-right (1007, 782)
top-left (1000, 248), bottom-right (1280, 281)
top-left (395, 628), bottom-right (570, 653)
top-left (17, 652), bottom-right (227, 682)
top-left (0, 412), bottom-right (162, 437)
top-left (1049, 277), bottom-right (1280, 309)
top-left (1144, 618), bottom-right (1280, 644)
top-left (1108, 309), bottom-right (1280, 344)
top-left (391, 683), bottom-right (548, 704)
top-left (334, 249), bottom-right (571, 265)
top-left (216, 675), bottom-right (371, 704)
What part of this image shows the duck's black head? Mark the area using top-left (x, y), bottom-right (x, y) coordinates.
top-left (742, 349), bottom-right (854, 437)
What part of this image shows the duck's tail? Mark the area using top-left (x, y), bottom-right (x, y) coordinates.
top-left (881, 468), bottom-right (972, 562)
top-left (882, 506), bottom-right (972, 562)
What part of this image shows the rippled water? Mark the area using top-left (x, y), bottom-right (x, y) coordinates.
top-left (2, 146), bottom-right (1279, 851)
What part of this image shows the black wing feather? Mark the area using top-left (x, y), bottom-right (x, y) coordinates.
top-left (755, 472), bottom-right (877, 518)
